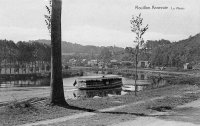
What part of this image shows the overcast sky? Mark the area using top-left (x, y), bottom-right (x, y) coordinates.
top-left (0, 0), bottom-right (199, 47)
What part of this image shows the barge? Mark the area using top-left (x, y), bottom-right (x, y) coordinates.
top-left (73, 75), bottom-right (123, 90)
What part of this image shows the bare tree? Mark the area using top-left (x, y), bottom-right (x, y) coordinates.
top-left (130, 13), bottom-right (148, 96)
top-left (45, 0), bottom-right (68, 105)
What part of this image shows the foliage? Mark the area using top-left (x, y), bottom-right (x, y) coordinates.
top-left (144, 39), bottom-right (171, 50)
top-left (149, 33), bottom-right (200, 67)
top-left (44, 0), bottom-right (52, 35)
top-left (0, 40), bottom-right (19, 63)
top-left (99, 47), bottom-right (112, 63)
top-left (130, 13), bottom-right (148, 47)
top-left (0, 40), bottom-right (51, 66)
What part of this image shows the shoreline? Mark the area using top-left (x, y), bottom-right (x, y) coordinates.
top-left (0, 69), bottom-right (83, 81)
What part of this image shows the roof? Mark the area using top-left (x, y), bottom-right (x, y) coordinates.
top-left (77, 75), bottom-right (121, 80)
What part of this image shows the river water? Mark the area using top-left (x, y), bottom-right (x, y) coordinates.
top-left (0, 72), bottom-right (169, 99)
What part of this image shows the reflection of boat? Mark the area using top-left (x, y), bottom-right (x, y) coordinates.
top-left (73, 88), bottom-right (122, 98)
top-left (73, 75), bottom-right (123, 90)
top-left (122, 85), bottom-right (144, 91)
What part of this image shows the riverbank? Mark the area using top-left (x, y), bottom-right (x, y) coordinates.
top-left (0, 69), bottom-right (83, 82)
top-left (74, 66), bottom-right (200, 78)
top-left (1, 74), bottom-right (200, 126)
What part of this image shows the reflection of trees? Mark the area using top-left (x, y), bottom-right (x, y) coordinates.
top-left (0, 77), bottom-right (50, 88)
top-left (141, 74), bottom-right (145, 80)
top-left (149, 75), bottom-right (166, 89)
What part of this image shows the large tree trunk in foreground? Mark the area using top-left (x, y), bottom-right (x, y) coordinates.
top-left (50, 0), bottom-right (67, 105)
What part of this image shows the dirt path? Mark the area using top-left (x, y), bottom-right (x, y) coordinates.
top-left (110, 117), bottom-right (200, 126)
top-left (111, 98), bottom-right (200, 126)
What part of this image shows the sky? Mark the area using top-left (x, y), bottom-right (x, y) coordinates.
top-left (0, 0), bottom-right (199, 47)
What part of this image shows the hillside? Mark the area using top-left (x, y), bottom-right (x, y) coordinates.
top-left (150, 33), bottom-right (200, 67)
top-left (33, 39), bottom-right (124, 55)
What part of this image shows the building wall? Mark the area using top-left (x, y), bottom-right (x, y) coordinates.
top-left (137, 61), bottom-right (149, 68)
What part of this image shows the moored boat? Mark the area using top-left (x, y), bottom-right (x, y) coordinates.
top-left (73, 75), bottom-right (123, 90)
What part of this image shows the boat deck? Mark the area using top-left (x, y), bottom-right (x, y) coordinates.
top-left (78, 75), bottom-right (122, 80)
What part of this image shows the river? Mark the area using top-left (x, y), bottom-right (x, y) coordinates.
top-left (0, 72), bottom-right (169, 100)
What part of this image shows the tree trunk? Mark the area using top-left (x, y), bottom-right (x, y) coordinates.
top-left (134, 51), bottom-right (138, 96)
top-left (5, 59), bottom-right (7, 74)
top-left (22, 61), bottom-right (23, 74)
top-left (50, 0), bottom-right (67, 105)
top-left (31, 61), bottom-right (33, 73)
top-left (134, 45), bottom-right (139, 96)
top-left (24, 62), bottom-right (27, 74)
top-left (9, 58), bottom-right (11, 74)
top-left (9, 50), bottom-right (11, 74)
top-left (34, 61), bottom-right (36, 74)
top-left (0, 59), bottom-right (1, 74)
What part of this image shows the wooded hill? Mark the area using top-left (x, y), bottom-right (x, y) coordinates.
top-left (149, 33), bottom-right (200, 67)
top-left (33, 39), bottom-right (124, 55)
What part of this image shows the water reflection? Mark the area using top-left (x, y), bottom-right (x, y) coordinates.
top-left (122, 74), bottom-right (168, 92)
top-left (0, 78), bottom-right (50, 88)
top-left (72, 88), bottom-right (123, 99)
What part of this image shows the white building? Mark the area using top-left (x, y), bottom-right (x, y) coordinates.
top-left (88, 60), bottom-right (98, 66)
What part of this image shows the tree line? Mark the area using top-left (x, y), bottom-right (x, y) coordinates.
top-left (0, 39), bottom-right (51, 74)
